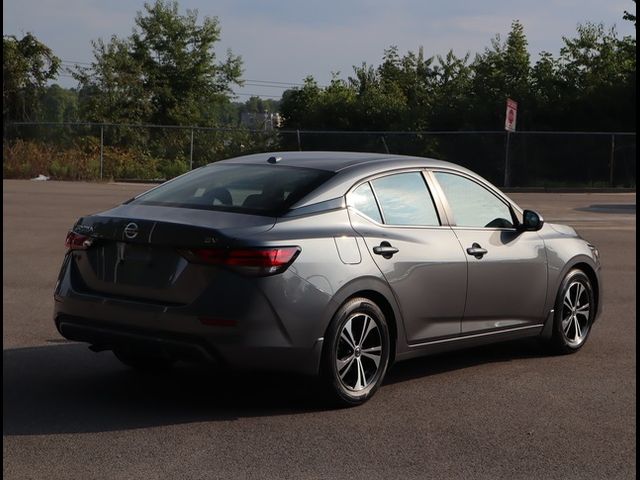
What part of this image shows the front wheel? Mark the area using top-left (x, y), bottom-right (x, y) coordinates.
top-left (548, 269), bottom-right (595, 354)
top-left (321, 297), bottom-right (391, 406)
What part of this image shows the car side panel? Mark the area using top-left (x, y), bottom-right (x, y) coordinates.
top-left (348, 210), bottom-right (468, 343)
top-left (537, 224), bottom-right (602, 320)
top-left (451, 228), bottom-right (549, 333)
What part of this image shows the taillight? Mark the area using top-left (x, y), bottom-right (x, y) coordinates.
top-left (181, 247), bottom-right (301, 276)
top-left (65, 231), bottom-right (93, 250)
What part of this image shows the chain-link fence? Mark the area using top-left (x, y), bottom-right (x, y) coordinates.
top-left (3, 122), bottom-right (636, 187)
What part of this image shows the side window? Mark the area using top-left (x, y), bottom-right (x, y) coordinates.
top-left (434, 172), bottom-right (514, 228)
top-left (347, 182), bottom-right (383, 223)
top-left (371, 172), bottom-right (440, 226)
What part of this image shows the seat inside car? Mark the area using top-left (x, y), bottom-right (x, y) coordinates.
top-left (203, 187), bottom-right (232, 206)
top-left (242, 184), bottom-right (285, 208)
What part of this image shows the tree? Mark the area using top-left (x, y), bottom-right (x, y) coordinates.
top-left (556, 23), bottom-right (635, 130)
top-left (75, 0), bottom-right (243, 127)
top-left (279, 76), bottom-right (322, 129)
top-left (503, 21), bottom-right (531, 98)
top-left (623, 0), bottom-right (636, 26)
top-left (470, 20), bottom-right (531, 128)
top-left (239, 96), bottom-right (280, 115)
top-left (3, 33), bottom-right (61, 123)
top-left (429, 50), bottom-right (473, 130)
top-left (41, 84), bottom-right (78, 122)
top-left (75, 35), bottom-right (151, 125)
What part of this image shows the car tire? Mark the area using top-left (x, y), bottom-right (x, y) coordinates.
top-left (548, 269), bottom-right (595, 354)
top-left (113, 348), bottom-right (175, 372)
top-left (321, 297), bottom-right (391, 406)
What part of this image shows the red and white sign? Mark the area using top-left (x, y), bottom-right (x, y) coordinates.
top-left (505, 98), bottom-right (518, 132)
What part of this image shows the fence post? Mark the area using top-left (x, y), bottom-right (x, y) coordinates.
top-left (190, 128), bottom-right (195, 170)
top-left (296, 129), bottom-right (302, 151)
top-left (100, 124), bottom-right (104, 180)
top-left (609, 134), bottom-right (615, 187)
top-left (503, 131), bottom-right (511, 187)
top-left (380, 135), bottom-right (390, 154)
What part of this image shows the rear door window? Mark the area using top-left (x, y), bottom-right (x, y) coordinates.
top-left (371, 172), bottom-right (440, 226)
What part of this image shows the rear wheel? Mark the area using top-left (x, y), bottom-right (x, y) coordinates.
top-left (322, 298), bottom-right (390, 406)
top-left (113, 348), bottom-right (175, 372)
top-left (548, 269), bottom-right (595, 354)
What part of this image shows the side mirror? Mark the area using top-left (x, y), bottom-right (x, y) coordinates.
top-left (519, 210), bottom-right (544, 232)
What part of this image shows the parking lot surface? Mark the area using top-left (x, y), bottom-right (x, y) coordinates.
top-left (3, 180), bottom-right (636, 479)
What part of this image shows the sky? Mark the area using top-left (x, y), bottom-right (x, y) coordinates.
top-left (3, 0), bottom-right (636, 100)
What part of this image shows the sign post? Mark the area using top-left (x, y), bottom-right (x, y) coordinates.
top-left (504, 98), bottom-right (518, 187)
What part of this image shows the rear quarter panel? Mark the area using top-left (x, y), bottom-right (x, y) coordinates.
top-left (248, 208), bottom-right (406, 349)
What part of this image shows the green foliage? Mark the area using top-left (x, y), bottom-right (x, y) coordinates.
top-left (74, 0), bottom-right (243, 130)
top-left (529, 22), bottom-right (637, 131)
top-left (623, 0), bottom-right (636, 26)
top-left (3, 138), bottom-right (99, 179)
top-left (3, 33), bottom-right (61, 123)
top-left (40, 84), bottom-right (79, 123)
top-left (158, 157), bottom-right (189, 178)
top-left (75, 35), bottom-right (153, 125)
top-left (466, 20), bottom-right (531, 129)
top-left (238, 96), bottom-right (280, 115)
top-left (279, 17), bottom-right (635, 134)
top-left (2, 3), bottom-right (636, 187)
top-left (429, 50), bottom-right (473, 130)
top-left (281, 49), bottom-right (437, 133)
top-left (102, 147), bottom-right (160, 180)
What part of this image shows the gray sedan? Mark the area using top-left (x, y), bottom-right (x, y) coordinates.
top-left (54, 152), bottom-right (602, 405)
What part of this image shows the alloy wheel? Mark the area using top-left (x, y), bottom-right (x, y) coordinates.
top-left (561, 281), bottom-right (591, 346)
top-left (335, 313), bottom-right (383, 391)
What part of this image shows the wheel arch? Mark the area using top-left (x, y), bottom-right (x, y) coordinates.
top-left (324, 277), bottom-right (405, 366)
top-left (569, 261), bottom-right (601, 319)
top-left (548, 252), bottom-right (598, 303)
top-left (346, 290), bottom-right (398, 366)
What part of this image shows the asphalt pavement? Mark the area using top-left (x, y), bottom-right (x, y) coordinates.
top-left (3, 180), bottom-right (636, 479)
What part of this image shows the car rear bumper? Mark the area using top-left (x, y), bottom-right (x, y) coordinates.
top-left (56, 314), bottom-right (221, 363)
top-left (52, 249), bottom-right (333, 375)
top-left (54, 311), bottom-right (324, 375)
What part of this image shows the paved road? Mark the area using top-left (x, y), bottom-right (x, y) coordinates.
top-left (3, 180), bottom-right (636, 479)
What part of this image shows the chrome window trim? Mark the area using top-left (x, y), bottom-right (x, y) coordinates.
top-left (366, 181), bottom-right (387, 225)
top-left (347, 206), bottom-right (452, 230)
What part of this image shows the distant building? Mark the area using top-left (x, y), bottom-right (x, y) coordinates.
top-left (240, 112), bottom-right (282, 130)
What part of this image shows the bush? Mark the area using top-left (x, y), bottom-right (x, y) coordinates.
top-left (102, 147), bottom-right (160, 180)
top-left (2, 139), bottom-right (163, 180)
top-left (158, 157), bottom-right (189, 179)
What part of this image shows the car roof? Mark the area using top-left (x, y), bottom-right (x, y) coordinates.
top-left (217, 151), bottom-right (521, 213)
top-left (220, 151), bottom-right (457, 173)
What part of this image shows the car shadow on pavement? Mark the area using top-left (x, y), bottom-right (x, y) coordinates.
top-left (384, 338), bottom-right (548, 385)
top-left (3, 338), bottom-right (548, 436)
top-left (575, 204), bottom-right (636, 214)
top-left (3, 343), bottom-right (328, 436)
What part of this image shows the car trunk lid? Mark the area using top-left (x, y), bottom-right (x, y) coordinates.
top-left (69, 204), bottom-right (276, 304)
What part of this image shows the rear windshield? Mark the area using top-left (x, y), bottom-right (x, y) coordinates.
top-left (130, 163), bottom-right (333, 216)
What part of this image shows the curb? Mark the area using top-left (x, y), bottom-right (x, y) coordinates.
top-left (502, 188), bottom-right (636, 193)
top-left (113, 178), bottom-right (167, 184)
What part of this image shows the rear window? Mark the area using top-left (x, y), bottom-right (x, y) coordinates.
top-left (130, 163), bottom-right (333, 216)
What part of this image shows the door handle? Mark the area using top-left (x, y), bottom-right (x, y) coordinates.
top-left (373, 241), bottom-right (399, 259)
top-left (466, 242), bottom-right (488, 259)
